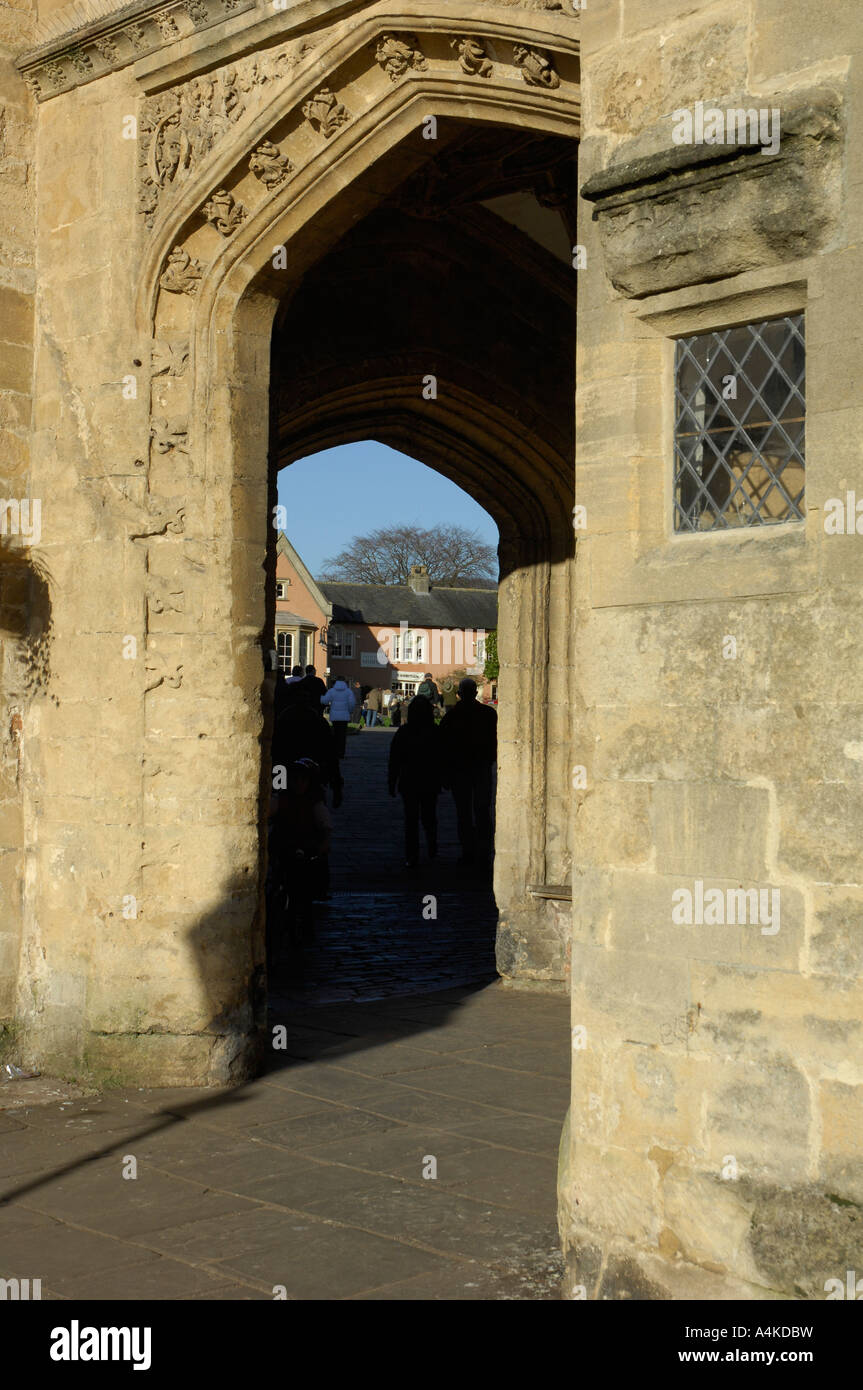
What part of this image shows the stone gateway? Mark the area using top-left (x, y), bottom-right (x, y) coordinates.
top-left (0, 0), bottom-right (861, 1300)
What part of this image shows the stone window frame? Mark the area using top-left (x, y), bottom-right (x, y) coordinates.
top-left (275, 580), bottom-right (290, 598)
top-left (672, 314), bottom-right (806, 534)
top-left (636, 276), bottom-right (810, 550)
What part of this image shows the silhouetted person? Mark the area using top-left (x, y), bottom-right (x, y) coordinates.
top-left (440, 677), bottom-right (497, 866)
top-left (321, 678), bottom-right (356, 758)
top-left (299, 663), bottom-right (327, 710)
top-left (388, 694), bottom-right (440, 868)
top-left (272, 688), bottom-right (341, 803)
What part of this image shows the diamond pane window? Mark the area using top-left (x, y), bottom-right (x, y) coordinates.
top-left (674, 315), bottom-right (805, 532)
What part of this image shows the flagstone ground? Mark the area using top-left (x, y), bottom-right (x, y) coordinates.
top-left (0, 726), bottom-right (569, 1300)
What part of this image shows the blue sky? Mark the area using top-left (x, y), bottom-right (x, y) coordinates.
top-left (276, 441), bottom-right (499, 578)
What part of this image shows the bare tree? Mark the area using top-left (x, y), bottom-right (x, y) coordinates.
top-left (320, 523), bottom-right (497, 586)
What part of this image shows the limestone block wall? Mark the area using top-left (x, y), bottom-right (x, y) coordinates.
top-left (561, 0), bottom-right (863, 1299)
top-left (0, 0), bottom-right (36, 1045)
top-left (8, 0), bottom-right (582, 1083)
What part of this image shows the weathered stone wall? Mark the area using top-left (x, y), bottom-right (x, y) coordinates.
top-left (560, 0), bottom-right (863, 1299)
top-left (0, 0), bottom-right (36, 1047)
top-left (7, 0), bottom-right (581, 1084)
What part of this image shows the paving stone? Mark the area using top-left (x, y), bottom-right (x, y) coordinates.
top-left (380, 1063), bottom-right (570, 1119)
top-left (17, 1159), bottom-right (257, 1239)
top-left (250, 1107), bottom-right (406, 1154)
top-left (66, 1257), bottom-right (241, 1301)
top-left (212, 1221), bottom-right (452, 1299)
top-left (446, 1112), bottom-right (568, 1156)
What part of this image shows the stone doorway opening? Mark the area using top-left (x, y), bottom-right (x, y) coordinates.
top-left (266, 439), bottom-right (501, 1003)
top-left (261, 123), bottom-right (578, 1001)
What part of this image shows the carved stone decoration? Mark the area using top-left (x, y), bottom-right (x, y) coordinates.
top-left (147, 581), bottom-right (185, 615)
top-left (44, 61), bottom-right (67, 88)
top-left (450, 36), bottom-right (494, 78)
top-left (374, 33), bottom-right (427, 82)
top-left (181, 0), bottom-right (209, 22)
top-left (150, 417), bottom-right (189, 454)
top-left (159, 246), bottom-right (203, 296)
top-left (124, 23), bottom-right (149, 51)
top-left (151, 339), bottom-right (190, 377)
top-left (249, 140), bottom-right (294, 189)
top-left (202, 187), bottom-right (246, 236)
top-left (512, 44), bottom-right (560, 89)
top-left (68, 50), bottom-right (94, 76)
top-left (302, 87), bottom-right (351, 138)
top-left (580, 88), bottom-right (843, 299)
top-left (155, 12), bottom-right (181, 40)
top-left (93, 37), bottom-right (119, 63)
top-left (137, 44), bottom-right (305, 227)
top-left (22, 73), bottom-right (42, 99)
top-left (144, 651), bottom-right (184, 692)
top-left (128, 503), bottom-right (186, 540)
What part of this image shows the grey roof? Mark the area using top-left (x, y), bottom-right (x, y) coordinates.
top-left (319, 583), bottom-right (498, 629)
top-left (275, 611), bottom-right (318, 627)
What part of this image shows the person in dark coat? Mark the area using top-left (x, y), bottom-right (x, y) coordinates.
top-left (439, 678), bottom-right (497, 866)
top-left (272, 689), bottom-right (342, 807)
top-left (388, 694), bottom-right (441, 868)
top-left (298, 663), bottom-right (327, 711)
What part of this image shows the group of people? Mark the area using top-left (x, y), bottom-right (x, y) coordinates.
top-left (388, 677), bottom-right (497, 870)
top-left (266, 663), bottom-right (498, 958)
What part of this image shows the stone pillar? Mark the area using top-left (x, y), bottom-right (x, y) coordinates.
top-left (560, 0), bottom-right (863, 1300)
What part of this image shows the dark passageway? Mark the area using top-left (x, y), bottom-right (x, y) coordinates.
top-left (268, 725), bottom-right (498, 1007)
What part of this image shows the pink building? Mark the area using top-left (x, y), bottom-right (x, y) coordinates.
top-left (275, 534), bottom-right (498, 699)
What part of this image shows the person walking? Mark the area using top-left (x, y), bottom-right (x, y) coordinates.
top-left (299, 663), bottom-right (327, 710)
top-left (388, 694), bottom-right (441, 868)
top-left (365, 685), bottom-right (384, 727)
top-left (390, 691), bottom-right (403, 727)
top-left (321, 677), bottom-right (356, 758)
top-left (417, 672), bottom-right (442, 708)
top-left (440, 677), bottom-right (497, 867)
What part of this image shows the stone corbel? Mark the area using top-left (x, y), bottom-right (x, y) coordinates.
top-left (580, 87), bottom-right (842, 298)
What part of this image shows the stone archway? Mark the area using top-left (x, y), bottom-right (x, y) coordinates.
top-left (15, 7), bottom-right (581, 1085)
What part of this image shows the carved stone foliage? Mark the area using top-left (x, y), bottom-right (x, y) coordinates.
top-left (150, 417), bottom-right (189, 455)
top-left (159, 247), bottom-right (203, 296)
top-left (144, 650), bottom-right (184, 692)
top-left (450, 37), bottom-right (493, 78)
top-left (147, 580), bottom-right (185, 615)
top-left (374, 33), bottom-right (427, 82)
top-left (151, 338), bottom-right (190, 377)
top-left (302, 87), bottom-right (351, 139)
top-left (513, 45), bottom-right (560, 89)
top-left (127, 502), bottom-right (186, 541)
top-left (137, 40), bottom-right (307, 227)
top-left (202, 188), bottom-right (246, 236)
top-left (249, 141), bottom-right (294, 190)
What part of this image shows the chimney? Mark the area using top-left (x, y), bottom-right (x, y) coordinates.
top-left (408, 563), bottom-right (430, 595)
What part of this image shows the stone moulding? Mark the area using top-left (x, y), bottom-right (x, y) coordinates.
top-left (16, 0), bottom-right (257, 100)
top-left (137, 15), bottom-right (580, 230)
top-left (132, 11), bottom-right (580, 329)
top-left (580, 87), bottom-right (842, 299)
